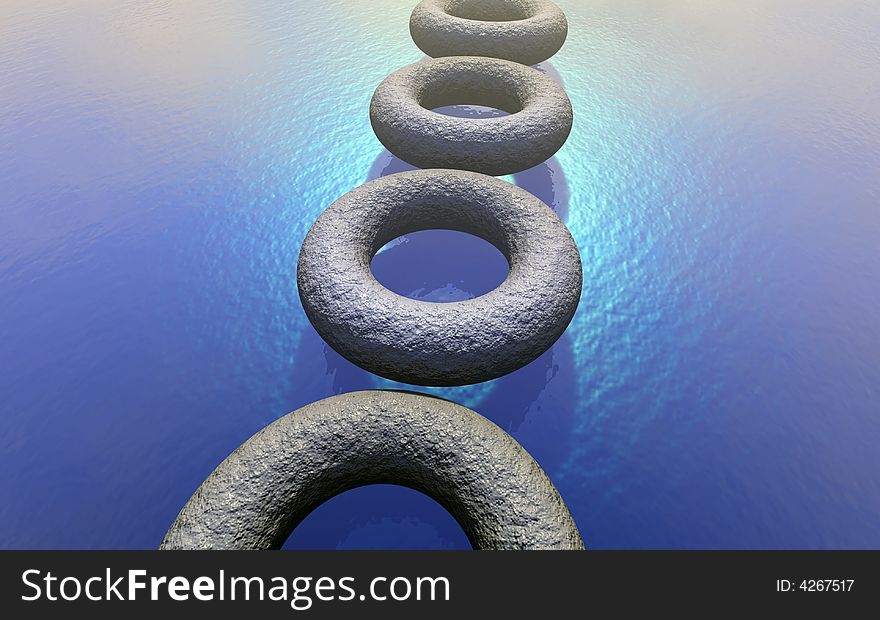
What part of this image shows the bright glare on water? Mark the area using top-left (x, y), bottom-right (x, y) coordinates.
top-left (1, 1), bottom-right (879, 549)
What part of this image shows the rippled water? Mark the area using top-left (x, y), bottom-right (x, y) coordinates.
top-left (1, 1), bottom-right (878, 549)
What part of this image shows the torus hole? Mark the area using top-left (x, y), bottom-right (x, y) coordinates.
top-left (371, 229), bottom-right (509, 303)
top-left (283, 485), bottom-right (471, 550)
top-left (446, 0), bottom-right (532, 22)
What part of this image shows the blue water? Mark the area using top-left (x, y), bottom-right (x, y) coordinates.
top-left (1, 1), bottom-right (879, 549)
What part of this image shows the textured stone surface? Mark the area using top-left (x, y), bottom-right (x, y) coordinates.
top-left (370, 56), bottom-right (572, 176)
top-left (161, 390), bottom-right (584, 550)
top-left (296, 169), bottom-right (582, 386)
top-left (410, 0), bottom-right (568, 66)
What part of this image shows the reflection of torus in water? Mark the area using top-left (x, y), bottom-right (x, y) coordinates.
top-left (367, 150), bottom-right (569, 220)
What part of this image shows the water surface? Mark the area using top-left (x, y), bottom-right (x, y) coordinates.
top-left (1, 0), bottom-right (878, 549)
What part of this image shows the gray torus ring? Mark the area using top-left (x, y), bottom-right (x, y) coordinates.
top-left (370, 56), bottom-right (573, 176)
top-left (296, 169), bottom-right (582, 387)
top-left (160, 390), bottom-right (585, 550)
top-left (410, 0), bottom-right (568, 66)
